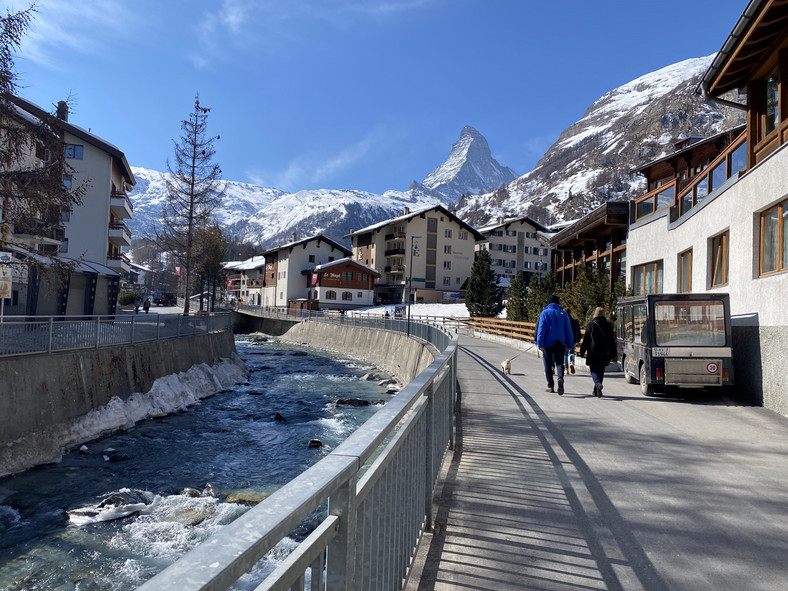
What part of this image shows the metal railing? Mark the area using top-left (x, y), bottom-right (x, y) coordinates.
top-left (139, 309), bottom-right (458, 591)
top-left (0, 312), bottom-right (232, 358)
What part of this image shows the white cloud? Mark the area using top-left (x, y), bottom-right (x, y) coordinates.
top-left (247, 129), bottom-right (386, 191)
top-left (3, 0), bottom-right (138, 67)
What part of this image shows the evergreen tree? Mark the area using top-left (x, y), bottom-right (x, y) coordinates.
top-left (465, 249), bottom-right (504, 318)
top-left (193, 223), bottom-right (226, 311)
top-left (505, 272), bottom-right (527, 321)
top-left (525, 270), bottom-right (556, 323)
top-left (157, 95), bottom-right (224, 315)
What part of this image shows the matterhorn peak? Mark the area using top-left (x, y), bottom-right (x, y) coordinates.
top-left (421, 126), bottom-right (517, 202)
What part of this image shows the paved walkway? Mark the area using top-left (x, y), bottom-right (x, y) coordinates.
top-left (406, 335), bottom-right (788, 591)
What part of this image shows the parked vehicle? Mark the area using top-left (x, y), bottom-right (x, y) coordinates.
top-left (152, 291), bottom-right (177, 306)
top-left (616, 293), bottom-right (734, 396)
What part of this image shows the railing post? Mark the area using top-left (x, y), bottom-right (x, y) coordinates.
top-left (424, 381), bottom-right (436, 532)
top-left (130, 315), bottom-right (135, 344)
top-left (48, 318), bottom-right (54, 354)
top-left (157, 315), bottom-right (161, 340)
top-left (326, 477), bottom-right (357, 591)
top-left (95, 317), bottom-right (101, 349)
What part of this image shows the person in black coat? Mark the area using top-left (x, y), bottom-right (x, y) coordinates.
top-left (579, 307), bottom-right (616, 398)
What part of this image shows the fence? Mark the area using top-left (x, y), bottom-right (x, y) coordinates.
top-left (0, 312), bottom-right (232, 358)
top-left (138, 309), bottom-right (458, 591)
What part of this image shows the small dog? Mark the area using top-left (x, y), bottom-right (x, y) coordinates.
top-left (501, 358), bottom-right (511, 375)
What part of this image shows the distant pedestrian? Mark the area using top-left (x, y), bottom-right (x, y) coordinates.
top-left (134, 296), bottom-right (141, 314)
top-left (579, 306), bottom-right (617, 398)
top-left (566, 311), bottom-right (581, 374)
top-left (143, 298), bottom-right (151, 314)
top-left (536, 294), bottom-right (573, 395)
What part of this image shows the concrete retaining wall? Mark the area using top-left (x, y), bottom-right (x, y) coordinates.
top-left (732, 324), bottom-right (788, 416)
top-left (0, 331), bottom-right (238, 447)
top-left (264, 321), bottom-right (438, 385)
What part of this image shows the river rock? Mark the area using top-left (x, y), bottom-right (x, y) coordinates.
top-left (360, 373), bottom-right (380, 381)
top-left (180, 488), bottom-right (202, 498)
top-left (274, 412), bottom-right (288, 422)
top-left (378, 378), bottom-right (397, 386)
top-left (164, 503), bottom-right (217, 527)
top-left (308, 439), bottom-right (323, 448)
top-left (225, 489), bottom-right (270, 505)
top-left (336, 398), bottom-right (370, 407)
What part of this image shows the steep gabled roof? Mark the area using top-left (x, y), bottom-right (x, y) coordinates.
top-left (302, 257), bottom-right (381, 276)
top-left (264, 233), bottom-right (352, 258)
top-left (477, 215), bottom-right (550, 235)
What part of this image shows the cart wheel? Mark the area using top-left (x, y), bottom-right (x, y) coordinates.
top-left (639, 363), bottom-right (655, 396)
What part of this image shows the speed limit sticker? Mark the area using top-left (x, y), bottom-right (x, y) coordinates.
top-left (706, 362), bottom-right (719, 374)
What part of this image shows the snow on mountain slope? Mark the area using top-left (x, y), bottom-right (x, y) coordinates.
top-left (423, 125), bottom-right (518, 201)
top-left (456, 55), bottom-right (745, 225)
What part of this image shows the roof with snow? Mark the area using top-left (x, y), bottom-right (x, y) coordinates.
top-left (477, 215), bottom-right (550, 235)
top-left (302, 257), bottom-right (381, 276)
top-left (345, 204), bottom-right (485, 241)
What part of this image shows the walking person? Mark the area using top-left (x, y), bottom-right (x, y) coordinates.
top-left (562, 310), bottom-right (582, 375)
top-left (579, 306), bottom-right (617, 398)
top-left (143, 298), bottom-right (151, 314)
top-left (536, 294), bottom-right (574, 395)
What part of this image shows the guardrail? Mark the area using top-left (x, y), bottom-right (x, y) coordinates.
top-left (139, 308), bottom-right (458, 591)
top-left (0, 312), bottom-right (232, 358)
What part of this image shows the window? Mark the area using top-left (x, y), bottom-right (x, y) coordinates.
top-left (443, 261), bottom-right (451, 270)
top-left (765, 72), bottom-right (779, 136)
top-left (444, 245), bottom-right (452, 254)
top-left (710, 231), bottom-right (729, 287)
top-left (632, 260), bottom-right (663, 295)
top-left (679, 249), bottom-right (692, 293)
top-left (456, 277), bottom-right (461, 284)
top-left (325, 290), bottom-right (337, 300)
top-left (63, 175), bottom-right (72, 190)
top-left (444, 229), bottom-right (452, 238)
top-left (65, 144), bottom-right (83, 159)
top-left (633, 304), bottom-right (647, 345)
top-left (458, 231), bottom-right (468, 240)
top-left (309, 255), bottom-right (315, 263)
top-left (443, 276), bottom-right (451, 286)
top-left (328, 257), bottom-right (334, 262)
top-left (524, 261), bottom-right (531, 269)
top-left (59, 238), bottom-right (68, 253)
top-left (357, 292), bottom-right (363, 298)
top-left (506, 229), bottom-right (517, 236)
top-left (342, 291), bottom-right (352, 301)
top-left (654, 300), bottom-right (727, 347)
top-left (493, 230), bottom-right (503, 237)
top-left (542, 248), bottom-right (548, 256)
top-left (760, 200), bottom-right (788, 275)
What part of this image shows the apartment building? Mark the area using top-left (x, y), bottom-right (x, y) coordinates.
top-left (347, 205), bottom-right (485, 304)
top-left (626, 0), bottom-right (788, 412)
top-left (476, 216), bottom-right (551, 282)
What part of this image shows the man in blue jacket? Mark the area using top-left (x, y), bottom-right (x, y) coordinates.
top-left (536, 293), bottom-right (574, 395)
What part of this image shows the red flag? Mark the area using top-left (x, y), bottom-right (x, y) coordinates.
top-left (175, 266), bottom-right (181, 277)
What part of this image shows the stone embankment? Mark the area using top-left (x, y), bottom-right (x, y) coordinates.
top-left (0, 331), bottom-right (244, 476)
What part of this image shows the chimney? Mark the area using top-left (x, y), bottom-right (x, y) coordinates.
top-left (402, 207), bottom-right (410, 215)
top-left (292, 232), bottom-right (297, 242)
top-left (56, 101), bottom-right (68, 122)
top-left (497, 217), bottom-right (504, 224)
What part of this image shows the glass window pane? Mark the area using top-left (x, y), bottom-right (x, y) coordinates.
top-left (681, 191), bottom-right (693, 216)
top-left (730, 142), bottom-right (747, 174)
top-left (634, 266), bottom-right (644, 295)
top-left (762, 208), bottom-right (779, 273)
top-left (656, 186), bottom-right (674, 210)
top-left (656, 261), bottom-right (663, 293)
top-left (634, 304), bottom-right (647, 345)
top-left (766, 76), bottom-right (779, 135)
top-left (645, 264), bottom-right (655, 294)
top-left (654, 301), bottom-right (727, 346)
top-left (710, 161), bottom-right (726, 192)
top-left (637, 198), bottom-right (655, 218)
top-left (695, 177), bottom-right (708, 202)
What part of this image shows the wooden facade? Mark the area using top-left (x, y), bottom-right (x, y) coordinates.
top-left (549, 202), bottom-right (629, 292)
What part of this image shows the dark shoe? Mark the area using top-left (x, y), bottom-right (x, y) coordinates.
top-left (596, 384), bottom-right (603, 398)
top-left (570, 363), bottom-right (575, 374)
top-left (592, 385), bottom-right (598, 397)
top-left (545, 386), bottom-right (554, 393)
top-left (557, 379), bottom-right (564, 396)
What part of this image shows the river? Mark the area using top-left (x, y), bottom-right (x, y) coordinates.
top-left (0, 336), bottom-right (395, 590)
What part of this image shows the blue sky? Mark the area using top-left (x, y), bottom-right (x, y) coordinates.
top-left (5, 0), bottom-right (748, 195)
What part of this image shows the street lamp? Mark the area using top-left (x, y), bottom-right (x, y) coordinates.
top-left (407, 235), bottom-right (421, 337)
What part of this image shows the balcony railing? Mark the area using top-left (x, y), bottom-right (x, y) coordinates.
top-left (110, 191), bottom-right (134, 218)
top-left (384, 231), bottom-right (407, 240)
top-left (384, 264), bottom-right (405, 273)
top-left (670, 132), bottom-right (747, 223)
top-left (384, 248), bottom-right (406, 256)
top-left (634, 130), bottom-right (747, 224)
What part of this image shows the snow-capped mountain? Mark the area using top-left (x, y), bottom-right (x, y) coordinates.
top-left (456, 55), bottom-right (745, 225)
top-left (422, 125), bottom-right (518, 201)
top-left (127, 126), bottom-right (511, 249)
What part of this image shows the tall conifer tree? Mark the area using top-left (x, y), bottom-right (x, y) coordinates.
top-left (465, 249), bottom-right (504, 318)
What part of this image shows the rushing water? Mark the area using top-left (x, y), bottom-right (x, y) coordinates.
top-left (0, 336), bottom-right (395, 590)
